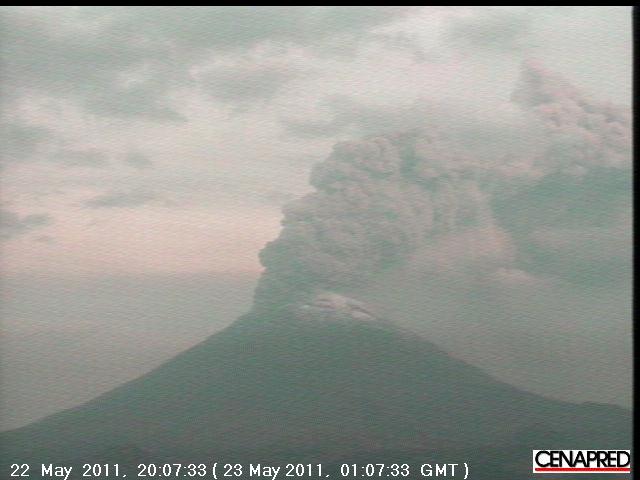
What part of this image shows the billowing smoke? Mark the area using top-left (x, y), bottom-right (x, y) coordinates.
top-left (254, 130), bottom-right (495, 310)
top-left (254, 61), bottom-right (631, 316)
top-left (513, 60), bottom-right (631, 175)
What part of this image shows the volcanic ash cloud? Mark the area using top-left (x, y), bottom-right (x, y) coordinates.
top-left (252, 61), bottom-right (631, 315)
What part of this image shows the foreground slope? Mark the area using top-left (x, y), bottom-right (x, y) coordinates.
top-left (1, 307), bottom-right (631, 479)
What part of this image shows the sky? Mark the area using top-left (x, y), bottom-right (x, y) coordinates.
top-left (0, 6), bottom-right (633, 429)
top-left (0, 6), bottom-right (632, 277)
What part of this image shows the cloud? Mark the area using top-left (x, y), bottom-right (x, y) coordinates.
top-left (51, 149), bottom-right (109, 168)
top-left (445, 8), bottom-right (533, 53)
top-left (281, 96), bottom-right (432, 139)
top-left (1, 7), bottom-right (413, 120)
top-left (254, 130), bottom-right (492, 309)
top-left (0, 122), bottom-right (52, 165)
top-left (253, 62), bottom-right (631, 311)
top-left (1, 209), bottom-right (52, 241)
top-left (512, 60), bottom-right (631, 172)
top-left (368, 31), bottom-right (429, 62)
top-left (200, 64), bottom-right (298, 106)
top-left (83, 84), bottom-right (187, 122)
top-left (257, 190), bottom-right (299, 207)
top-left (281, 94), bottom-right (532, 156)
top-left (490, 60), bottom-right (632, 286)
top-left (83, 190), bottom-right (157, 209)
top-left (0, 123), bottom-right (112, 170)
top-left (86, 6), bottom-right (413, 54)
top-left (33, 234), bottom-right (56, 244)
top-left (123, 151), bottom-right (154, 169)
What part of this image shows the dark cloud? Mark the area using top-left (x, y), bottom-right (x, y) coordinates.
top-left (52, 149), bottom-right (109, 168)
top-left (123, 151), bottom-right (154, 169)
top-left (1, 7), bottom-right (413, 119)
top-left (83, 6), bottom-right (413, 54)
top-left (0, 122), bottom-right (52, 165)
top-left (445, 8), bottom-right (533, 52)
top-left (1, 209), bottom-right (52, 241)
top-left (83, 190), bottom-right (157, 209)
top-left (84, 85), bottom-right (187, 122)
top-left (201, 65), bottom-right (299, 106)
top-left (255, 130), bottom-right (490, 310)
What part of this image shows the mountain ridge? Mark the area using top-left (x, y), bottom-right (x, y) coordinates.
top-left (1, 306), bottom-right (630, 480)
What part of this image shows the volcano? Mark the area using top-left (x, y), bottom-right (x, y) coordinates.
top-left (1, 65), bottom-right (633, 478)
top-left (1, 300), bottom-right (630, 479)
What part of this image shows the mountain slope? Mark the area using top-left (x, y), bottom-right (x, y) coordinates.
top-left (1, 307), bottom-right (631, 478)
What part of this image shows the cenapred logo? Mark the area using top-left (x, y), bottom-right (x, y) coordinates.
top-left (533, 450), bottom-right (631, 473)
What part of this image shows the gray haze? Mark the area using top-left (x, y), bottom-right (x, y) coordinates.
top-left (1, 274), bottom-right (256, 429)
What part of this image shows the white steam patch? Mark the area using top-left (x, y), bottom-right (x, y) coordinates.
top-left (297, 291), bottom-right (384, 325)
